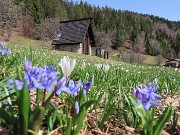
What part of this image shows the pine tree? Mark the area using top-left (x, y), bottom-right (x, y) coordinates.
top-left (25, 0), bottom-right (44, 24)
top-left (115, 29), bottom-right (124, 47)
top-left (145, 39), bottom-right (154, 55)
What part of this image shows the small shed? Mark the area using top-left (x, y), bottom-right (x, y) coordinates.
top-left (165, 59), bottom-right (180, 68)
top-left (52, 18), bottom-right (95, 55)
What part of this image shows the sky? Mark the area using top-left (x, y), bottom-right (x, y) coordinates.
top-left (75, 0), bottom-right (180, 21)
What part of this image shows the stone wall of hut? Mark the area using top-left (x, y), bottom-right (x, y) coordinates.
top-left (54, 43), bottom-right (92, 55)
top-left (54, 44), bottom-right (81, 54)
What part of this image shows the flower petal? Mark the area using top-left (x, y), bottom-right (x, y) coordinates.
top-left (143, 102), bottom-right (151, 110)
top-left (70, 59), bottom-right (76, 72)
top-left (83, 81), bottom-right (91, 94)
top-left (24, 60), bottom-right (32, 71)
top-left (68, 80), bottom-right (75, 88)
top-left (74, 101), bottom-right (79, 115)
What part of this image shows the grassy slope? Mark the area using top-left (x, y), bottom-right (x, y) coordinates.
top-left (1, 36), bottom-right (180, 135)
top-left (142, 54), bottom-right (166, 65)
top-left (108, 49), bottom-right (164, 65)
top-left (1, 36), bottom-right (166, 66)
top-left (5, 36), bottom-right (128, 65)
top-left (6, 36), bottom-right (51, 49)
top-left (4, 36), bottom-right (179, 100)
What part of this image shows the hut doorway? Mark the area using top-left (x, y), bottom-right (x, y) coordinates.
top-left (83, 34), bottom-right (89, 55)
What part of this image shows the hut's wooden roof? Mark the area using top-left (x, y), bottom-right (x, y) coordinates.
top-left (52, 18), bottom-right (95, 46)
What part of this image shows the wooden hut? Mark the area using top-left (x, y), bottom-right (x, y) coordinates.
top-left (52, 18), bottom-right (95, 55)
top-left (165, 59), bottom-right (180, 68)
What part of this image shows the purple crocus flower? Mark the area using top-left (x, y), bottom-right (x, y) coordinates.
top-left (68, 80), bottom-right (82, 96)
top-left (55, 76), bottom-right (69, 96)
top-left (24, 66), bottom-right (43, 90)
top-left (56, 79), bottom-right (83, 96)
top-left (74, 101), bottom-right (79, 115)
top-left (0, 42), bottom-right (4, 47)
top-left (55, 78), bottom-right (92, 96)
top-left (8, 79), bottom-right (24, 90)
top-left (40, 66), bottom-right (59, 92)
top-left (83, 81), bottom-right (92, 94)
top-left (9, 66), bottom-right (43, 91)
top-left (0, 48), bottom-right (11, 55)
top-left (8, 59), bottom-right (92, 99)
top-left (24, 60), bottom-right (32, 71)
top-left (9, 60), bottom-right (60, 92)
top-left (133, 83), bottom-right (162, 110)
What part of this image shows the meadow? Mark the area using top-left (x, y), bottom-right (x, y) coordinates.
top-left (0, 37), bottom-right (179, 135)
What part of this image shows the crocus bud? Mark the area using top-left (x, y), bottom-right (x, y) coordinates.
top-left (24, 60), bottom-right (32, 71)
top-left (83, 81), bottom-right (92, 95)
top-left (0, 48), bottom-right (11, 55)
top-left (58, 56), bottom-right (76, 77)
top-left (0, 41), bottom-right (4, 47)
top-left (74, 101), bottom-right (79, 115)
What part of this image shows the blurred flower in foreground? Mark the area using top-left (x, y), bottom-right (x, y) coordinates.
top-left (55, 76), bottom-right (68, 96)
top-left (67, 80), bottom-right (82, 96)
top-left (56, 79), bottom-right (92, 96)
top-left (9, 59), bottom-right (92, 98)
top-left (83, 81), bottom-right (92, 94)
top-left (9, 60), bottom-right (59, 91)
top-left (0, 41), bottom-right (4, 47)
top-left (81, 61), bottom-right (86, 69)
top-left (74, 101), bottom-right (79, 115)
top-left (133, 82), bottom-right (162, 110)
top-left (95, 63), bottom-right (103, 70)
top-left (103, 64), bottom-right (110, 72)
top-left (40, 66), bottom-right (59, 92)
top-left (0, 48), bottom-right (11, 55)
top-left (58, 56), bottom-right (76, 77)
top-left (95, 63), bottom-right (110, 72)
top-left (24, 60), bottom-right (32, 71)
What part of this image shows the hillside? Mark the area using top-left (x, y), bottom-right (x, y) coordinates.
top-left (0, 0), bottom-right (180, 60)
top-left (1, 36), bottom-right (165, 65)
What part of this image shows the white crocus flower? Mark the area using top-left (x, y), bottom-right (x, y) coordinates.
top-left (121, 67), bottom-right (125, 71)
top-left (58, 56), bottom-right (76, 77)
top-left (103, 64), bottom-right (110, 72)
top-left (95, 64), bottom-right (103, 70)
top-left (81, 61), bottom-right (86, 69)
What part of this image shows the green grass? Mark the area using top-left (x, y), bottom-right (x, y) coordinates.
top-left (6, 36), bottom-right (126, 65)
top-left (0, 36), bottom-right (179, 134)
top-left (5, 36), bottom-right (164, 66)
top-left (106, 49), bottom-right (165, 66)
top-left (142, 54), bottom-right (166, 65)
top-left (5, 36), bottom-right (179, 93)
top-left (7, 36), bottom-right (51, 49)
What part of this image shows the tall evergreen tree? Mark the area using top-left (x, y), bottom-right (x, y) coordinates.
top-left (115, 28), bottom-right (124, 47)
top-left (25, 0), bottom-right (44, 24)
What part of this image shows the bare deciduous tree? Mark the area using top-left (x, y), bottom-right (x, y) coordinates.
top-left (151, 39), bottom-right (162, 55)
top-left (120, 51), bottom-right (130, 63)
top-left (0, 0), bottom-right (18, 27)
top-left (129, 52), bottom-right (145, 64)
top-left (36, 18), bottom-right (60, 40)
top-left (153, 22), bottom-right (180, 38)
top-left (120, 51), bottom-right (145, 64)
top-left (134, 32), bottom-right (146, 53)
top-left (94, 31), bottom-right (115, 51)
top-left (17, 2), bottom-right (36, 38)
top-left (0, 0), bottom-right (18, 41)
top-left (156, 54), bottom-right (164, 66)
